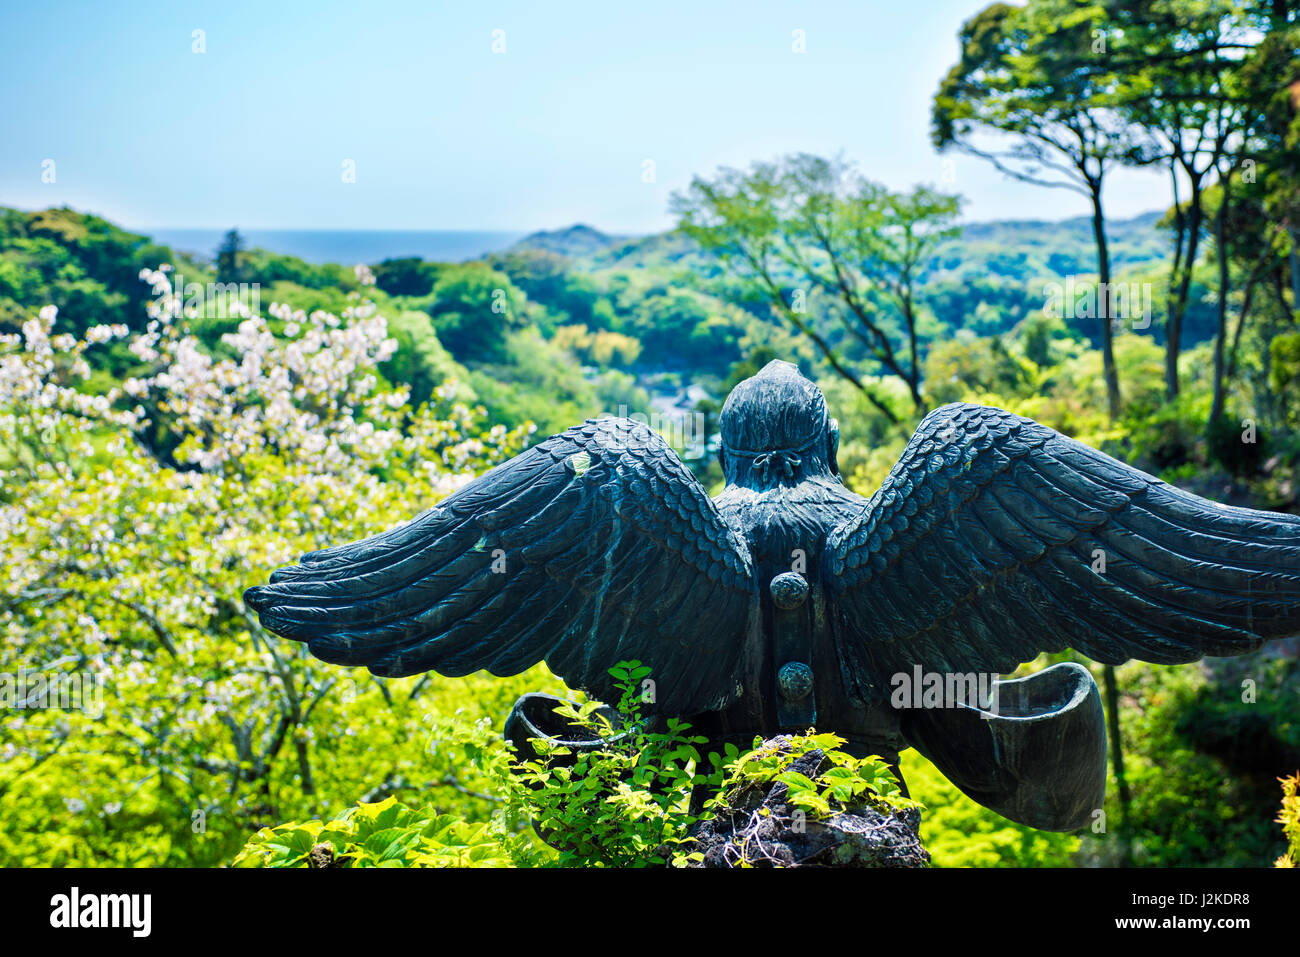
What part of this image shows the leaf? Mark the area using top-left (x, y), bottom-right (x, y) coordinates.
top-left (777, 771), bottom-right (817, 793)
top-left (827, 783), bottom-right (854, 803)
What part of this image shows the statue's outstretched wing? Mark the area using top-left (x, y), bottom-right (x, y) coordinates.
top-left (245, 418), bottom-right (757, 714)
top-left (825, 403), bottom-right (1300, 691)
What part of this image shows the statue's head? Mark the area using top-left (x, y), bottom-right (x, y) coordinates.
top-left (718, 359), bottom-right (839, 488)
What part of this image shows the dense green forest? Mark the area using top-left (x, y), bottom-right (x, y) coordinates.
top-left (3, 0), bottom-right (1299, 869)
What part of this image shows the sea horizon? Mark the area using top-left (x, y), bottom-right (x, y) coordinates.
top-left (141, 228), bottom-right (530, 265)
top-left (130, 207), bottom-right (1167, 268)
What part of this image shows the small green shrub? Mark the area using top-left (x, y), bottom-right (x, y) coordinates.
top-left (1277, 773), bottom-right (1300, 869)
top-left (512, 661), bottom-right (715, 866)
top-left (232, 797), bottom-right (526, 868)
top-left (710, 732), bottom-right (918, 821)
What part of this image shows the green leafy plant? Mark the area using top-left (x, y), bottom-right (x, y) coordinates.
top-left (1276, 773), bottom-right (1300, 869)
top-left (510, 660), bottom-right (717, 867)
top-left (708, 732), bottom-right (918, 821)
top-left (230, 710), bottom-right (552, 868)
top-left (232, 796), bottom-right (526, 868)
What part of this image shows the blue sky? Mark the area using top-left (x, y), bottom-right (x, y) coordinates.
top-left (1, 0), bottom-right (1172, 233)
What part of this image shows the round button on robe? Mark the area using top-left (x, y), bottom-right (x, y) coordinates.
top-left (769, 571), bottom-right (809, 610)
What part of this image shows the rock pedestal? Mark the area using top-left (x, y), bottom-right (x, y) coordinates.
top-left (684, 738), bottom-right (929, 868)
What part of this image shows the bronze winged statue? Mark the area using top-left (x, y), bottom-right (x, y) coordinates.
top-left (244, 360), bottom-right (1300, 832)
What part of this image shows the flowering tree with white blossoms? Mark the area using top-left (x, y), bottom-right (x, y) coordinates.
top-left (0, 268), bottom-right (558, 866)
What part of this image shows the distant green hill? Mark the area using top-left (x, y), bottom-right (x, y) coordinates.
top-left (499, 209), bottom-right (1212, 356)
top-left (509, 223), bottom-right (629, 258)
top-left (0, 206), bottom-right (198, 336)
top-left (508, 210), bottom-right (1168, 279)
top-left (929, 211), bottom-right (1167, 280)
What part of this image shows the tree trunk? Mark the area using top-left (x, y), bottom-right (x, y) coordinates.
top-left (1165, 161), bottom-right (1186, 398)
top-left (1102, 663), bottom-right (1132, 865)
top-left (1210, 174), bottom-right (1231, 425)
top-left (1289, 226), bottom-right (1300, 320)
top-left (1167, 179), bottom-right (1205, 399)
top-left (1227, 256), bottom-right (1265, 384)
top-left (1091, 189), bottom-right (1121, 419)
top-left (902, 295), bottom-right (927, 414)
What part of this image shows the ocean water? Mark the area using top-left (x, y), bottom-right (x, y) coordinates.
top-left (146, 229), bottom-right (527, 265)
